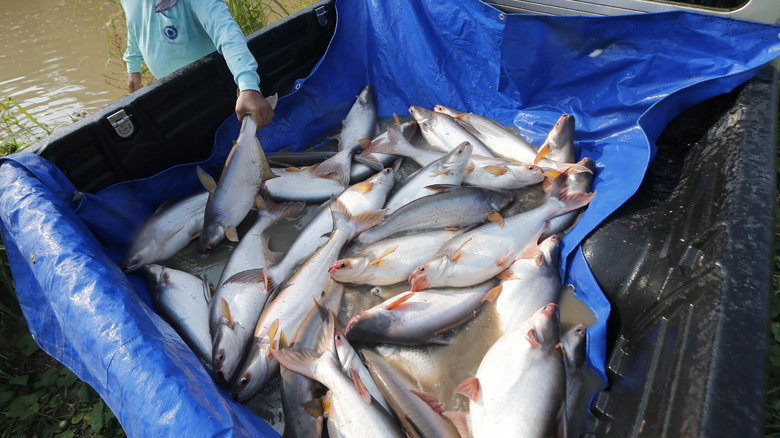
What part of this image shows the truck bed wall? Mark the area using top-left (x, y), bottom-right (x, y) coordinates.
top-left (34, 1), bottom-right (337, 194)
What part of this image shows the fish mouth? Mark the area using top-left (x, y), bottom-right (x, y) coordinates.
top-left (408, 267), bottom-right (429, 292)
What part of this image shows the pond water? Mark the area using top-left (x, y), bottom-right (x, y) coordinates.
top-left (0, 0), bottom-right (128, 129)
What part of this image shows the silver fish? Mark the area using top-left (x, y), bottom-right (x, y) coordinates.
top-left (409, 105), bottom-right (495, 157)
top-left (209, 268), bottom-right (270, 383)
top-left (448, 303), bottom-right (565, 438)
top-left (197, 114), bottom-right (277, 253)
top-left (345, 280), bottom-right (498, 346)
top-left (313, 84), bottom-right (378, 187)
top-left (454, 111), bottom-right (539, 164)
top-left (354, 119), bottom-right (419, 172)
top-left (537, 113), bottom-right (576, 164)
top-left (216, 199), bottom-right (304, 290)
top-left (355, 185), bottom-right (514, 245)
top-left (493, 234), bottom-right (562, 335)
top-left (268, 168), bottom-right (395, 287)
top-left (122, 191), bottom-right (209, 272)
top-left (329, 229), bottom-right (458, 286)
top-left (408, 173), bottom-right (595, 291)
top-left (364, 127), bottom-right (546, 190)
top-left (542, 157), bottom-right (596, 240)
top-left (383, 142), bottom-right (472, 214)
top-left (143, 264), bottom-right (212, 364)
top-left (333, 324), bottom-right (392, 414)
top-left (231, 200), bottom-right (385, 401)
top-left (560, 324), bottom-right (588, 438)
top-left (264, 165), bottom-right (346, 203)
top-left (362, 348), bottom-right (460, 438)
top-left (272, 312), bottom-right (405, 438)
top-left (280, 281), bottom-right (344, 438)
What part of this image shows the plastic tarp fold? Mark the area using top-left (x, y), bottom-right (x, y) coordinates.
top-left (2, 0), bottom-right (779, 436)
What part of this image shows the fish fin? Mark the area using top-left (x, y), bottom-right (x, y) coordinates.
top-left (349, 368), bottom-right (372, 404)
top-left (412, 391), bottom-right (446, 416)
top-left (556, 161), bottom-right (594, 174)
top-left (423, 183), bottom-right (460, 193)
top-left (300, 398), bottom-right (324, 419)
top-left (268, 319), bottom-right (280, 348)
top-left (202, 276), bottom-right (214, 305)
top-left (454, 377), bottom-right (480, 402)
top-left (483, 165), bottom-right (508, 176)
top-left (482, 285), bottom-right (503, 303)
top-left (218, 297), bottom-right (234, 330)
top-left (159, 225), bottom-right (185, 247)
top-left (265, 92), bottom-right (278, 110)
top-left (331, 199), bottom-right (386, 238)
top-left (518, 243), bottom-right (545, 266)
top-left (548, 173), bottom-right (596, 215)
top-left (278, 329), bottom-right (290, 350)
top-left (358, 138), bottom-right (372, 149)
top-left (354, 152), bottom-right (385, 171)
top-left (224, 269), bottom-right (266, 285)
top-left (443, 410), bottom-right (472, 438)
top-left (321, 392), bottom-right (333, 418)
top-left (312, 150), bottom-right (351, 187)
top-left (369, 246), bottom-right (398, 266)
top-left (527, 328), bottom-right (543, 348)
top-left (534, 143), bottom-right (550, 164)
top-left (496, 250), bottom-right (514, 268)
top-left (450, 237), bottom-right (474, 262)
top-left (496, 270), bottom-right (520, 281)
top-left (260, 149), bottom-right (279, 182)
top-left (196, 166), bottom-right (217, 193)
top-left (394, 113), bottom-right (401, 130)
top-left (386, 291), bottom-right (415, 310)
top-left (225, 226), bottom-right (239, 242)
top-left (543, 169), bottom-right (562, 181)
top-left (351, 181), bottom-right (374, 194)
top-left (314, 296), bottom-right (330, 322)
top-left (265, 247), bottom-right (284, 266)
top-left (271, 347), bottom-right (321, 382)
top-left (487, 211), bottom-right (504, 227)
top-left (464, 161), bottom-right (475, 176)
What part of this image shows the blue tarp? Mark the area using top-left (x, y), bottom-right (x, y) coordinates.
top-left (2, 0), bottom-right (780, 436)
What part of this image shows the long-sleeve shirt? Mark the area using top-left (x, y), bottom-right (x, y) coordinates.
top-left (121, 0), bottom-right (261, 92)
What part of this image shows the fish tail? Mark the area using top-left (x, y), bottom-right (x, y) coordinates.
top-left (547, 172), bottom-right (596, 215)
top-left (312, 149), bottom-right (352, 187)
top-left (330, 198), bottom-right (386, 239)
top-left (271, 347), bottom-right (321, 382)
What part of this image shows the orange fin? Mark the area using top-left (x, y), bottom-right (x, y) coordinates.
top-left (497, 270), bottom-right (520, 281)
top-left (369, 246), bottom-right (398, 266)
top-left (496, 250), bottom-right (514, 268)
top-left (534, 143), bottom-right (550, 164)
top-left (451, 237), bottom-right (474, 262)
top-left (268, 319), bottom-right (280, 349)
top-left (386, 292), bottom-right (415, 310)
top-left (487, 211), bottom-right (504, 227)
top-left (483, 165), bottom-right (507, 176)
top-left (225, 226), bottom-right (239, 242)
top-left (482, 285), bottom-right (503, 303)
top-left (218, 297), bottom-right (234, 329)
top-left (454, 377), bottom-right (480, 402)
top-left (351, 181), bottom-right (374, 194)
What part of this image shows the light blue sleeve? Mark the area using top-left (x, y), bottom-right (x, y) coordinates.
top-left (122, 5), bottom-right (145, 74)
top-left (188, 0), bottom-right (262, 92)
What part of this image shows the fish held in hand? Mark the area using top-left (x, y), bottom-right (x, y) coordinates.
top-left (198, 114), bottom-right (276, 253)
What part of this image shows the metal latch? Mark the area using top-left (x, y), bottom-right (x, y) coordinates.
top-left (107, 109), bottom-right (135, 138)
top-left (315, 5), bottom-right (328, 28)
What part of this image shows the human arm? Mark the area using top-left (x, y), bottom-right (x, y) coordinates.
top-left (123, 9), bottom-right (145, 93)
top-left (188, 0), bottom-right (272, 127)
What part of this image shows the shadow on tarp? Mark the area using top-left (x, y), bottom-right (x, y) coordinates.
top-left (1, 0), bottom-right (779, 436)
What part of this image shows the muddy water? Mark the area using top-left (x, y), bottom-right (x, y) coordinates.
top-left (0, 0), bottom-right (128, 128)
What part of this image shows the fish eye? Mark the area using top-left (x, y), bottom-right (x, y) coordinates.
top-left (237, 375), bottom-right (248, 388)
top-left (340, 263), bottom-right (347, 268)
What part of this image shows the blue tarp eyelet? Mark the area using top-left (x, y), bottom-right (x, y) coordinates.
top-left (499, 13), bottom-right (505, 21)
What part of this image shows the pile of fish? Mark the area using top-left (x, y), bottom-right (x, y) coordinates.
top-left (122, 84), bottom-right (598, 438)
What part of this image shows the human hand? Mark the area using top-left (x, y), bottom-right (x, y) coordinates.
top-left (127, 73), bottom-right (142, 93)
top-left (236, 90), bottom-right (274, 129)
